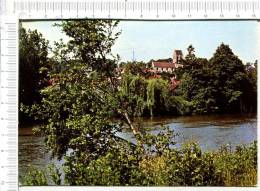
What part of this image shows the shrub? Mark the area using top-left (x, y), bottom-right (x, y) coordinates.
top-left (22, 140), bottom-right (257, 186)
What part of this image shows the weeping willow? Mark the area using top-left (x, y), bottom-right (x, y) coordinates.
top-left (121, 74), bottom-right (131, 95)
top-left (146, 79), bottom-right (156, 116)
top-left (129, 75), bottom-right (147, 116)
top-left (120, 74), bottom-right (190, 117)
top-left (165, 95), bottom-right (192, 115)
top-left (120, 74), bottom-right (147, 116)
top-left (146, 78), bottom-right (169, 116)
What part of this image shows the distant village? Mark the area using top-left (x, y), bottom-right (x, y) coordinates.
top-left (117, 49), bottom-right (184, 90)
top-left (151, 50), bottom-right (183, 73)
top-left (116, 48), bottom-right (257, 90)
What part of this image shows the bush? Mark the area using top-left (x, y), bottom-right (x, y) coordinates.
top-left (22, 138), bottom-right (257, 186)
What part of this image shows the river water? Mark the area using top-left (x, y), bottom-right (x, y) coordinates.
top-left (19, 114), bottom-right (257, 182)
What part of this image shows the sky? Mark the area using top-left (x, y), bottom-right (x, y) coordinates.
top-left (21, 20), bottom-right (259, 63)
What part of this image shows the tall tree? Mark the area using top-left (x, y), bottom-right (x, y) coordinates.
top-left (178, 43), bottom-right (256, 114)
top-left (19, 25), bottom-right (49, 123)
top-left (29, 20), bottom-right (151, 183)
top-left (209, 43), bottom-right (250, 113)
top-left (185, 44), bottom-right (196, 62)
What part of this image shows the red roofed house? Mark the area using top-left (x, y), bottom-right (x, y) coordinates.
top-left (151, 50), bottom-right (183, 73)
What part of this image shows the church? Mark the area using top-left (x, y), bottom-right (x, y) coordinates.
top-left (151, 50), bottom-right (183, 73)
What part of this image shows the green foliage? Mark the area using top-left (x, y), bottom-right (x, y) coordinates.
top-left (165, 96), bottom-right (192, 115)
top-left (23, 138), bottom-right (257, 186)
top-left (208, 43), bottom-right (250, 112)
top-left (63, 142), bottom-right (143, 186)
top-left (215, 141), bottom-right (257, 186)
top-left (27, 20), bottom-right (124, 164)
top-left (146, 78), bottom-right (169, 116)
top-left (19, 24), bottom-right (50, 123)
top-left (22, 164), bottom-right (62, 186)
top-left (54, 20), bottom-right (120, 75)
top-left (21, 20), bottom-right (257, 187)
top-left (167, 143), bottom-right (223, 186)
top-left (185, 44), bottom-right (196, 62)
top-left (122, 61), bottom-right (147, 76)
top-left (27, 20), bottom-right (146, 186)
top-left (31, 65), bottom-right (120, 158)
top-left (48, 164), bottom-right (62, 185)
top-left (177, 44), bottom-right (256, 114)
top-left (22, 166), bottom-right (48, 186)
top-left (49, 39), bottom-right (73, 73)
top-left (119, 74), bottom-right (147, 117)
top-left (120, 74), bottom-right (191, 117)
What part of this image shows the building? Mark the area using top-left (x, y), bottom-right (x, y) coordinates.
top-left (173, 50), bottom-right (183, 64)
top-left (151, 50), bottom-right (183, 73)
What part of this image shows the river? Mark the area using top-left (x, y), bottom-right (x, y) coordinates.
top-left (19, 114), bottom-right (257, 183)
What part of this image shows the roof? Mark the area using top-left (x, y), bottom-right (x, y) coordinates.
top-left (152, 61), bottom-right (175, 68)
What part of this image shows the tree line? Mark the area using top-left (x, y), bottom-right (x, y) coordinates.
top-left (19, 25), bottom-right (257, 123)
top-left (19, 20), bottom-right (257, 186)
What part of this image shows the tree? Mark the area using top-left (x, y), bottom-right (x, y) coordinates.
top-left (186, 44), bottom-right (196, 61)
top-left (120, 74), bottom-right (148, 117)
top-left (177, 44), bottom-right (256, 114)
top-left (19, 25), bottom-right (50, 123)
top-left (177, 46), bottom-right (217, 114)
top-left (29, 20), bottom-right (150, 184)
top-left (209, 43), bottom-right (251, 113)
top-left (22, 25), bottom-right (257, 186)
top-left (243, 60), bottom-right (257, 113)
top-left (122, 61), bottom-right (147, 76)
top-left (54, 20), bottom-right (121, 78)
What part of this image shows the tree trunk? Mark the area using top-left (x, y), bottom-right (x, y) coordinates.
top-left (122, 111), bottom-right (144, 151)
top-left (123, 111), bottom-right (138, 135)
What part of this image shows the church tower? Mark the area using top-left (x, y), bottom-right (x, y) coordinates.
top-left (173, 50), bottom-right (183, 69)
top-left (173, 50), bottom-right (183, 64)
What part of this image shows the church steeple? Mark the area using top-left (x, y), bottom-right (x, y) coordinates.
top-left (132, 49), bottom-right (136, 62)
top-left (173, 50), bottom-right (183, 64)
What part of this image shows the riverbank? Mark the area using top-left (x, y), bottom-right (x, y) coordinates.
top-left (20, 136), bottom-right (257, 186)
top-left (19, 113), bottom-right (257, 184)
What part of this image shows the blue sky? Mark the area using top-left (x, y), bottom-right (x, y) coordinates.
top-left (22, 20), bottom-right (258, 63)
